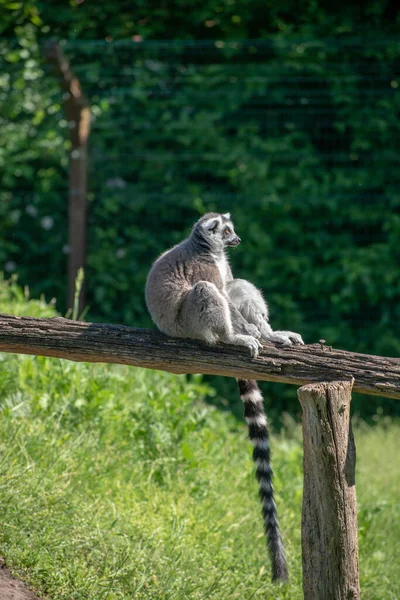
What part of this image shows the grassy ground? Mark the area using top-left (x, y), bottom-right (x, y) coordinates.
top-left (0, 278), bottom-right (399, 599)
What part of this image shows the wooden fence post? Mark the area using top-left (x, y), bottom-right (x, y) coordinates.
top-left (298, 380), bottom-right (360, 600)
top-left (43, 41), bottom-right (90, 315)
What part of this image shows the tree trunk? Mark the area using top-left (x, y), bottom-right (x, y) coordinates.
top-left (43, 42), bottom-right (90, 314)
top-left (298, 380), bottom-right (360, 600)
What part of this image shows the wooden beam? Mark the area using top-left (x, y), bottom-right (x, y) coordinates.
top-left (0, 313), bottom-right (399, 400)
top-left (299, 380), bottom-right (360, 600)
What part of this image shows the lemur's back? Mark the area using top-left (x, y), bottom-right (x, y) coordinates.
top-left (145, 239), bottom-right (223, 337)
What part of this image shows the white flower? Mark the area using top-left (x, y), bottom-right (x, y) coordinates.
top-left (116, 248), bottom-right (126, 259)
top-left (41, 216), bottom-right (54, 230)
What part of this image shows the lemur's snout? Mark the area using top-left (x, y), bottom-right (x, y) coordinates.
top-left (230, 235), bottom-right (241, 246)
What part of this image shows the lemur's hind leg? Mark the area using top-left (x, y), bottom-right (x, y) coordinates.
top-left (178, 281), bottom-right (261, 356)
top-left (226, 300), bottom-right (262, 340)
top-left (226, 279), bottom-right (304, 346)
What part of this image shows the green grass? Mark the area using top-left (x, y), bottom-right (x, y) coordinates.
top-left (0, 277), bottom-right (399, 599)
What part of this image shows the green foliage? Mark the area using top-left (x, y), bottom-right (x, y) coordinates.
top-left (1, 3), bottom-right (400, 419)
top-left (0, 26), bottom-right (68, 303)
top-left (0, 285), bottom-right (399, 598)
top-left (0, 272), bottom-right (57, 317)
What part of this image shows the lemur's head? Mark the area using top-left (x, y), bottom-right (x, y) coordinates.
top-left (192, 212), bottom-right (241, 252)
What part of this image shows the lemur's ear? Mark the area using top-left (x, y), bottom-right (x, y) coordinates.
top-left (203, 217), bottom-right (220, 233)
top-left (223, 212), bottom-right (231, 220)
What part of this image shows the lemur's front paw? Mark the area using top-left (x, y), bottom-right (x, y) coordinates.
top-left (236, 334), bottom-right (262, 358)
top-left (246, 336), bottom-right (262, 358)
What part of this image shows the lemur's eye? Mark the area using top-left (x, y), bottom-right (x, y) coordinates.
top-left (224, 227), bottom-right (232, 234)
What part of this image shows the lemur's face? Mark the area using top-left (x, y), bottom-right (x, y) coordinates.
top-left (200, 213), bottom-right (241, 251)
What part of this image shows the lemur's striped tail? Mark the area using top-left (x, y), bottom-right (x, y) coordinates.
top-left (238, 379), bottom-right (288, 582)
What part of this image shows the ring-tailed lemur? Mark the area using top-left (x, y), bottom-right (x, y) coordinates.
top-left (145, 212), bottom-right (304, 582)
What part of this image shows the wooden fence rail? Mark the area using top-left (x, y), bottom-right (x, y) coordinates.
top-left (0, 313), bottom-right (399, 399)
top-left (1, 312), bottom-right (399, 599)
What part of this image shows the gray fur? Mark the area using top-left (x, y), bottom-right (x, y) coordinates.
top-left (145, 212), bottom-right (304, 352)
top-left (145, 212), bottom-right (261, 356)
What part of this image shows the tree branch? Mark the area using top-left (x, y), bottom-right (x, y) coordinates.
top-left (0, 313), bottom-right (399, 400)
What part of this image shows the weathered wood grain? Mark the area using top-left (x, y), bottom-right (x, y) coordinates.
top-left (298, 380), bottom-right (360, 600)
top-left (0, 313), bottom-right (399, 400)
